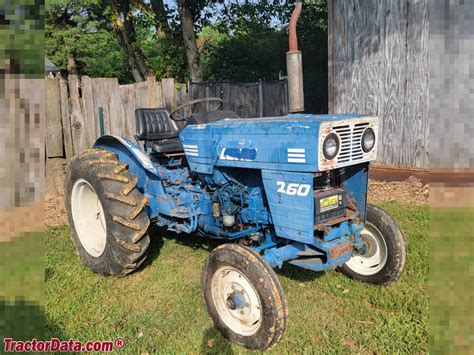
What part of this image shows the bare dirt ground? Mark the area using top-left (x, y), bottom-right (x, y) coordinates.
top-left (368, 175), bottom-right (429, 206)
top-left (45, 159), bottom-right (429, 228)
top-left (45, 158), bottom-right (68, 228)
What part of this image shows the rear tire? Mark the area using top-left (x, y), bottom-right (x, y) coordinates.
top-left (341, 204), bottom-right (406, 285)
top-left (65, 149), bottom-right (150, 276)
top-left (201, 244), bottom-right (287, 350)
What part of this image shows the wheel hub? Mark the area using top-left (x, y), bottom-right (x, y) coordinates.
top-left (211, 267), bottom-right (262, 336)
top-left (226, 291), bottom-right (246, 310)
top-left (70, 179), bottom-right (107, 257)
top-left (344, 222), bottom-right (388, 276)
top-left (360, 234), bottom-right (377, 257)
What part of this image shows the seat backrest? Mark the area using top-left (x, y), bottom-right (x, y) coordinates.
top-left (135, 108), bottom-right (180, 140)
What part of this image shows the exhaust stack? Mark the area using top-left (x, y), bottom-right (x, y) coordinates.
top-left (287, 0), bottom-right (304, 113)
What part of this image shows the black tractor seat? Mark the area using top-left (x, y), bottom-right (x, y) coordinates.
top-left (135, 108), bottom-right (183, 154)
top-left (145, 139), bottom-right (183, 154)
top-left (135, 108), bottom-right (239, 155)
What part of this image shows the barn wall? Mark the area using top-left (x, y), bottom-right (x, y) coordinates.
top-left (328, 0), bottom-right (429, 169)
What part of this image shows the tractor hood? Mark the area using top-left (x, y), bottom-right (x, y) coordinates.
top-left (179, 114), bottom-right (378, 174)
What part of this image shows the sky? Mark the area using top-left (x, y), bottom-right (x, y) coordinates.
top-left (161, 0), bottom-right (286, 29)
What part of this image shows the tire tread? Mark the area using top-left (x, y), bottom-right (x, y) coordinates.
top-left (65, 149), bottom-right (151, 276)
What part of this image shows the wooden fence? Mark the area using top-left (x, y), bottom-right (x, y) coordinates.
top-left (45, 76), bottom-right (288, 159)
top-left (328, 0), bottom-right (429, 169)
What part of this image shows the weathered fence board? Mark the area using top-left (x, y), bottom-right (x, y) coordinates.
top-left (161, 78), bottom-right (176, 111)
top-left (120, 84), bottom-right (136, 141)
top-left (155, 81), bottom-right (164, 107)
top-left (109, 79), bottom-right (125, 137)
top-left (69, 75), bottom-right (90, 154)
top-left (92, 78), bottom-right (112, 137)
top-left (81, 76), bottom-right (97, 141)
top-left (263, 81), bottom-right (288, 117)
top-left (45, 79), bottom-right (63, 157)
top-left (134, 80), bottom-right (149, 110)
top-left (45, 76), bottom-right (288, 159)
top-left (59, 79), bottom-right (73, 160)
top-left (147, 76), bottom-right (158, 108)
top-left (189, 82), bottom-right (271, 118)
top-left (329, 0), bottom-right (429, 169)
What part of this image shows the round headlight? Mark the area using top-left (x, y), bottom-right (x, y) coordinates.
top-left (323, 133), bottom-right (339, 160)
top-left (361, 128), bottom-right (376, 153)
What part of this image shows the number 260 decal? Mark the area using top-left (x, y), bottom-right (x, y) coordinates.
top-left (276, 181), bottom-right (311, 196)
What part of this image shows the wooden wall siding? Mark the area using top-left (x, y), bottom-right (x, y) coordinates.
top-left (328, 0), bottom-right (429, 169)
top-left (45, 77), bottom-right (288, 159)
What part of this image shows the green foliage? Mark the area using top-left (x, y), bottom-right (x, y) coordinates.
top-left (44, 0), bottom-right (330, 111)
top-left (196, 1), bottom-right (329, 112)
top-left (0, 0), bottom-right (44, 76)
top-left (200, 24), bottom-right (287, 82)
top-left (45, 0), bottom-right (133, 82)
top-left (45, 26), bottom-right (133, 82)
top-left (298, 1), bottom-right (328, 113)
top-left (135, 20), bottom-right (188, 82)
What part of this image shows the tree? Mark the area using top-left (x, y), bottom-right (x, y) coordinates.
top-left (148, 0), bottom-right (170, 37)
top-left (176, 0), bottom-right (203, 82)
top-left (45, 0), bottom-right (329, 111)
top-left (198, 0), bottom-right (328, 113)
top-left (45, 0), bottom-right (133, 82)
top-left (108, 0), bottom-right (153, 82)
top-left (199, 24), bottom-right (287, 82)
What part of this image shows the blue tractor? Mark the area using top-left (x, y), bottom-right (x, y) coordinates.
top-left (65, 98), bottom-right (406, 350)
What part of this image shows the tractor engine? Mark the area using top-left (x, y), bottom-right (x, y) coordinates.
top-left (196, 169), bottom-right (269, 242)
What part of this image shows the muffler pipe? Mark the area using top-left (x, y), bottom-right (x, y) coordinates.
top-left (287, 0), bottom-right (304, 113)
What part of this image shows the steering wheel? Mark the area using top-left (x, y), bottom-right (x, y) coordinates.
top-left (170, 97), bottom-right (223, 121)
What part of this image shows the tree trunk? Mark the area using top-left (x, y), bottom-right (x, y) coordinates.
top-left (108, 0), bottom-right (152, 82)
top-left (176, 0), bottom-right (203, 83)
top-left (149, 0), bottom-right (168, 38)
top-left (67, 56), bottom-right (77, 75)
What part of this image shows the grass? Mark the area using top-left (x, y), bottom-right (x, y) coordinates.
top-left (0, 233), bottom-right (45, 340)
top-left (45, 201), bottom-right (428, 353)
top-left (430, 207), bottom-right (474, 354)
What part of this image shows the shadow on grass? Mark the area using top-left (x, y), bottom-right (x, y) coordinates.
top-left (140, 226), bottom-right (166, 269)
top-left (200, 327), bottom-right (234, 354)
top-left (147, 226), bottom-right (326, 285)
top-left (276, 263), bottom-right (325, 282)
top-left (45, 267), bottom-right (54, 282)
top-left (45, 318), bottom-right (70, 342)
top-left (149, 225), bottom-right (223, 252)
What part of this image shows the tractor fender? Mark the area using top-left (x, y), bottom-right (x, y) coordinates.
top-left (94, 135), bottom-right (174, 221)
top-left (93, 135), bottom-right (161, 177)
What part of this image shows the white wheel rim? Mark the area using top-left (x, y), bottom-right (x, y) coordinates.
top-left (345, 222), bottom-right (388, 276)
top-left (210, 266), bottom-right (262, 336)
top-left (71, 179), bottom-right (107, 257)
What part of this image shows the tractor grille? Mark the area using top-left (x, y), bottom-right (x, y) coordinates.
top-left (318, 116), bottom-right (378, 171)
top-left (333, 122), bottom-right (370, 164)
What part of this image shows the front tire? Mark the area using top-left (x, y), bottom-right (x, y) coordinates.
top-left (201, 244), bottom-right (287, 350)
top-left (65, 149), bottom-right (150, 276)
top-left (341, 204), bottom-right (406, 285)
